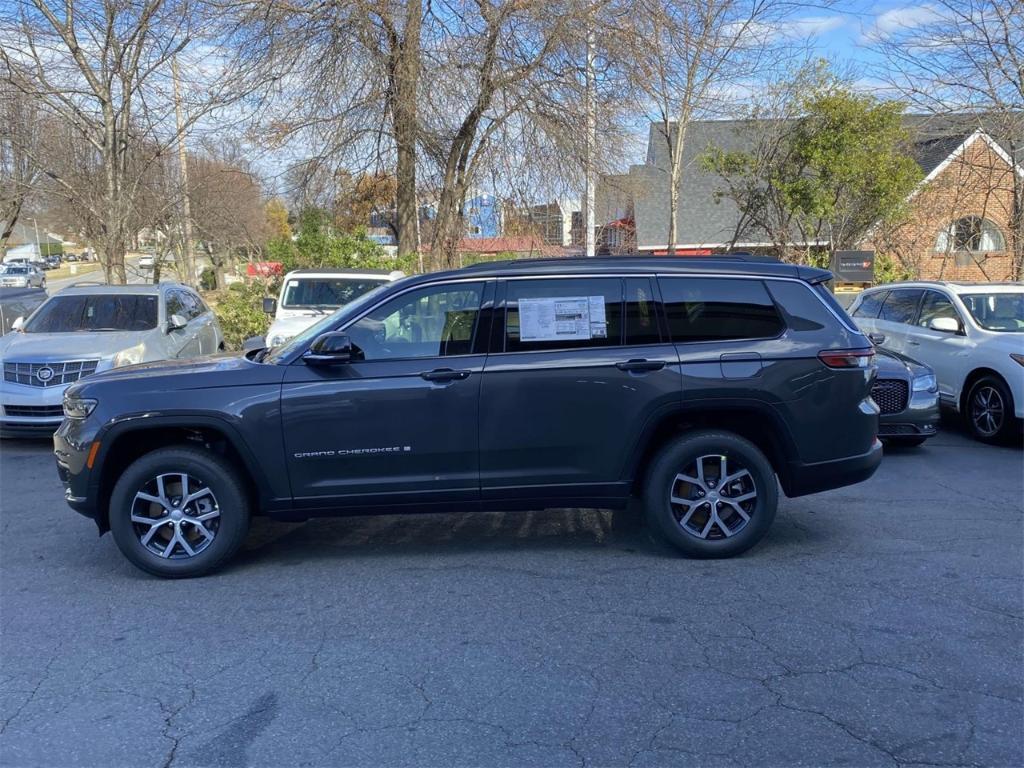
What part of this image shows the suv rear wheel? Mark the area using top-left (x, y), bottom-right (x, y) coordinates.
top-left (643, 431), bottom-right (778, 558)
top-left (109, 446), bottom-right (251, 578)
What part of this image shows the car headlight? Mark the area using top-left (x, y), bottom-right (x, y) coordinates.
top-left (63, 396), bottom-right (98, 419)
top-left (269, 334), bottom-right (290, 347)
top-left (112, 343), bottom-right (145, 368)
top-left (912, 373), bottom-right (937, 393)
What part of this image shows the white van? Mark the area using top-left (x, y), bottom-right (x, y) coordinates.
top-left (263, 269), bottom-right (405, 347)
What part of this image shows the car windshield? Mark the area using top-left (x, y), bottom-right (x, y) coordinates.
top-left (265, 282), bottom-right (394, 363)
top-left (281, 277), bottom-right (386, 309)
top-left (24, 294), bottom-right (159, 333)
top-left (960, 292), bottom-right (1024, 332)
top-left (2, 266), bottom-right (30, 274)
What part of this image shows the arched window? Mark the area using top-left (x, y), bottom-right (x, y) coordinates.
top-left (935, 217), bottom-right (1006, 252)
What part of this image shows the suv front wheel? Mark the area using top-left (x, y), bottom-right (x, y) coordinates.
top-left (643, 431), bottom-right (778, 558)
top-left (109, 446), bottom-right (251, 578)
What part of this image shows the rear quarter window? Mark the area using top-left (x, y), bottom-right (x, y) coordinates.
top-left (851, 290), bottom-right (888, 319)
top-left (659, 277), bottom-right (783, 342)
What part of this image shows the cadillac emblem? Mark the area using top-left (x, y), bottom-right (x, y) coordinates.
top-left (35, 366), bottom-right (55, 383)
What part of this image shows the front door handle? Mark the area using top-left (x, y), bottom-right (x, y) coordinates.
top-left (421, 368), bottom-right (471, 382)
top-left (908, 340), bottom-right (921, 346)
top-left (615, 359), bottom-right (667, 372)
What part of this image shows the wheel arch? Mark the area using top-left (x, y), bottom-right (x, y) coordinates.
top-left (625, 402), bottom-right (799, 496)
top-left (92, 416), bottom-right (269, 534)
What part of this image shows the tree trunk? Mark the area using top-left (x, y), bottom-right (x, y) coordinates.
top-left (391, 0), bottom-right (421, 260)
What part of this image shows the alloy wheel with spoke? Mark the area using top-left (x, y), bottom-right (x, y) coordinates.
top-left (669, 454), bottom-right (757, 540)
top-left (130, 472), bottom-right (221, 559)
top-left (971, 385), bottom-right (1004, 437)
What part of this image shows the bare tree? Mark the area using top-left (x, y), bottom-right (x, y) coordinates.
top-left (1, 0), bottom-right (258, 283)
top-left (872, 0), bottom-right (1024, 279)
top-left (0, 78), bottom-right (44, 253)
top-left (626, 0), bottom-right (806, 253)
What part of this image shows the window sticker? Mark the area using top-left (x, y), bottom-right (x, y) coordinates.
top-left (518, 296), bottom-right (608, 341)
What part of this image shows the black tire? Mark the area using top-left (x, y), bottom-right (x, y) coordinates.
top-left (109, 446), bottom-right (251, 578)
top-left (965, 375), bottom-right (1015, 444)
top-left (642, 430), bottom-right (778, 559)
top-left (881, 436), bottom-right (927, 448)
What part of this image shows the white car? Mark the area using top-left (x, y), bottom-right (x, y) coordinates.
top-left (0, 264), bottom-right (46, 289)
top-left (263, 268), bottom-right (404, 347)
top-left (849, 281), bottom-right (1023, 442)
top-left (0, 283), bottom-right (223, 437)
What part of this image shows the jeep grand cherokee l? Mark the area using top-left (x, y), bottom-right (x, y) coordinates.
top-left (54, 257), bottom-right (882, 578)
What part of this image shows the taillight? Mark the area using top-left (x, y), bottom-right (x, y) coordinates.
top-left (818, 348), bottom-right (875, 369)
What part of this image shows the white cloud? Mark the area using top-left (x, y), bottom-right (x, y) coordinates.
top-left (868, 5), bottom-right (944, 40)
top-left (787, 15), bottom-right (846, 38)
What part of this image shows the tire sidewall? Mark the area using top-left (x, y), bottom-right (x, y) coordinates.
top-left (644, 431), bottom-right (778, 558)
top-left (967, 376), bottom-right (1014, 443)
top-left (109, 447), bottom-right (250, 578)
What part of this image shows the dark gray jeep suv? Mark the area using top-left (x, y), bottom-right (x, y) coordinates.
top-left (55, 257), bottom-right (882, 577)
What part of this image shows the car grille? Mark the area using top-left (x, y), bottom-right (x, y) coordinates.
top-left (3, 404), bottom-right (64, 418)
top-left (3, 360), bottom-right (100, 388)
top-left (872, 379), bottom-right (909, 415)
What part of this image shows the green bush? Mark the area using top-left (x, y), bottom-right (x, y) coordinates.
top-left (213, 280), bottom-right (276, 350)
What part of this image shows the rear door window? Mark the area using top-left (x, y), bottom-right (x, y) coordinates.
top-left (503, 278), bottom-right (623, 352)
top-left (879, 289), bottom-right (923, 325)
top-left (851, 290), bottom-right (889, 319)
top-left (659, 277), bottom-right (783, 342)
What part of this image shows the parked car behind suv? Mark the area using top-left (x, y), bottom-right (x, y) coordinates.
top-left (872, 347), bottom-right (939, 447)
top-left (0, 263), bottom-right (46, 289)
top-left (55, 257), bottom-right (882, 578)
top-left (263, 268), bottom-right (405, 347)
top-left (850, 282), bottom-right (1023, 442)
top-left (1, 283), bottom-right (223, 437)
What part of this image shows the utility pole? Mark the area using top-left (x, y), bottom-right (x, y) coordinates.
top-left (584, 25), bottom-right (596, 258)
top-left (172, 56), bottom-right (196, 287)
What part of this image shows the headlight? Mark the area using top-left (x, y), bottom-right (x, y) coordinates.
top-left (269, 334), bottom-right (290, 347)
top-left (112, 343), bottom-right (145, 368)
top-left (63, 396), bottom-right (98, 419)
top-left (912, 373), bottom-right (937, 393)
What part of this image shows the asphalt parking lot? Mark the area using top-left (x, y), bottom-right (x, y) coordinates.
top-left (1, 420), bottom-right (1021, 768)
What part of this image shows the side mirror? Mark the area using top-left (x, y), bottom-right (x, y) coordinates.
top-left (11, 316), bottom-right (24, 332)
top-left (868, 332), bottom-right (886, 346)
top-left (262, 297), bottom-right (277, 315)
top-left (166, 313), bottom-right (188, 333)
top-left (929, 317), bottom-right (960, 334)
top-left (303, 332), bottom-right (359, 365)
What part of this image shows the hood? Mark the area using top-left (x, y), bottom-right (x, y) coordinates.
top-left (0, 330), bottom-right (145, 362)
top-left (976, 330), bottom-right (1024, 353)
top-left (267, 314), bottom-right (326, 343)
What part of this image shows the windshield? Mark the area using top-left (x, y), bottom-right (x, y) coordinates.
top-left (281, 277), bottom-right (386, 309)
top-left (265, 282), bottom-right (393, 363)
top-left (960, 292), bottom-right (1024, 332)
top-left (2, 266), bottom-right (30, 274)
top-left (25, 294), bottom-right (159, 333)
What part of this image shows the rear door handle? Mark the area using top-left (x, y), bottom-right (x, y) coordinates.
top-left (907, 340), bottom-right (921, 346)
top-left (615, 359), bottom-right (667, 372)
top-left (421, 368), bottom-right (471, 382)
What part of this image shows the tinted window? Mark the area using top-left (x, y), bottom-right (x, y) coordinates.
top-left (879, 289), bottom-right (923, 324)
top-left (918, 291), bottom-right (961, 327)
top-left (766, 281), bottom-right (833, 332)
top-left (660, 277), bottom-right (783, 342)
top-left (852, 290), bottom-right (889, 319)
top-left (346, 282), bottom-right (484, 360)
top-left (24, 294), bottom-right (159, 333)
top-left (503, 278), bottom-right (622, 352)
top-left (165, 291), bottom-right (187, 320)
top-left (282, 278), bottom-right (385, 308)
top-left (625, 277), bottom-right (661, 345)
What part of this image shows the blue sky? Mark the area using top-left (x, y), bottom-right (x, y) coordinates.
top-left (794, 1), bottom-right (935, 78)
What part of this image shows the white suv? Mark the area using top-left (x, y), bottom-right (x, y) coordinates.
top-left (850, 282), bottom-right (1023, 442)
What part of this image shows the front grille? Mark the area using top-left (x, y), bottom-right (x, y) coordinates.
top-left (879, 423), bottom-right (918, 435)
top-left (872, 379), bottom-right (909, 415)
top-left (3, 360), bottom-right (99, 388)
top-left (3, 404), bottom-right (65, 418)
